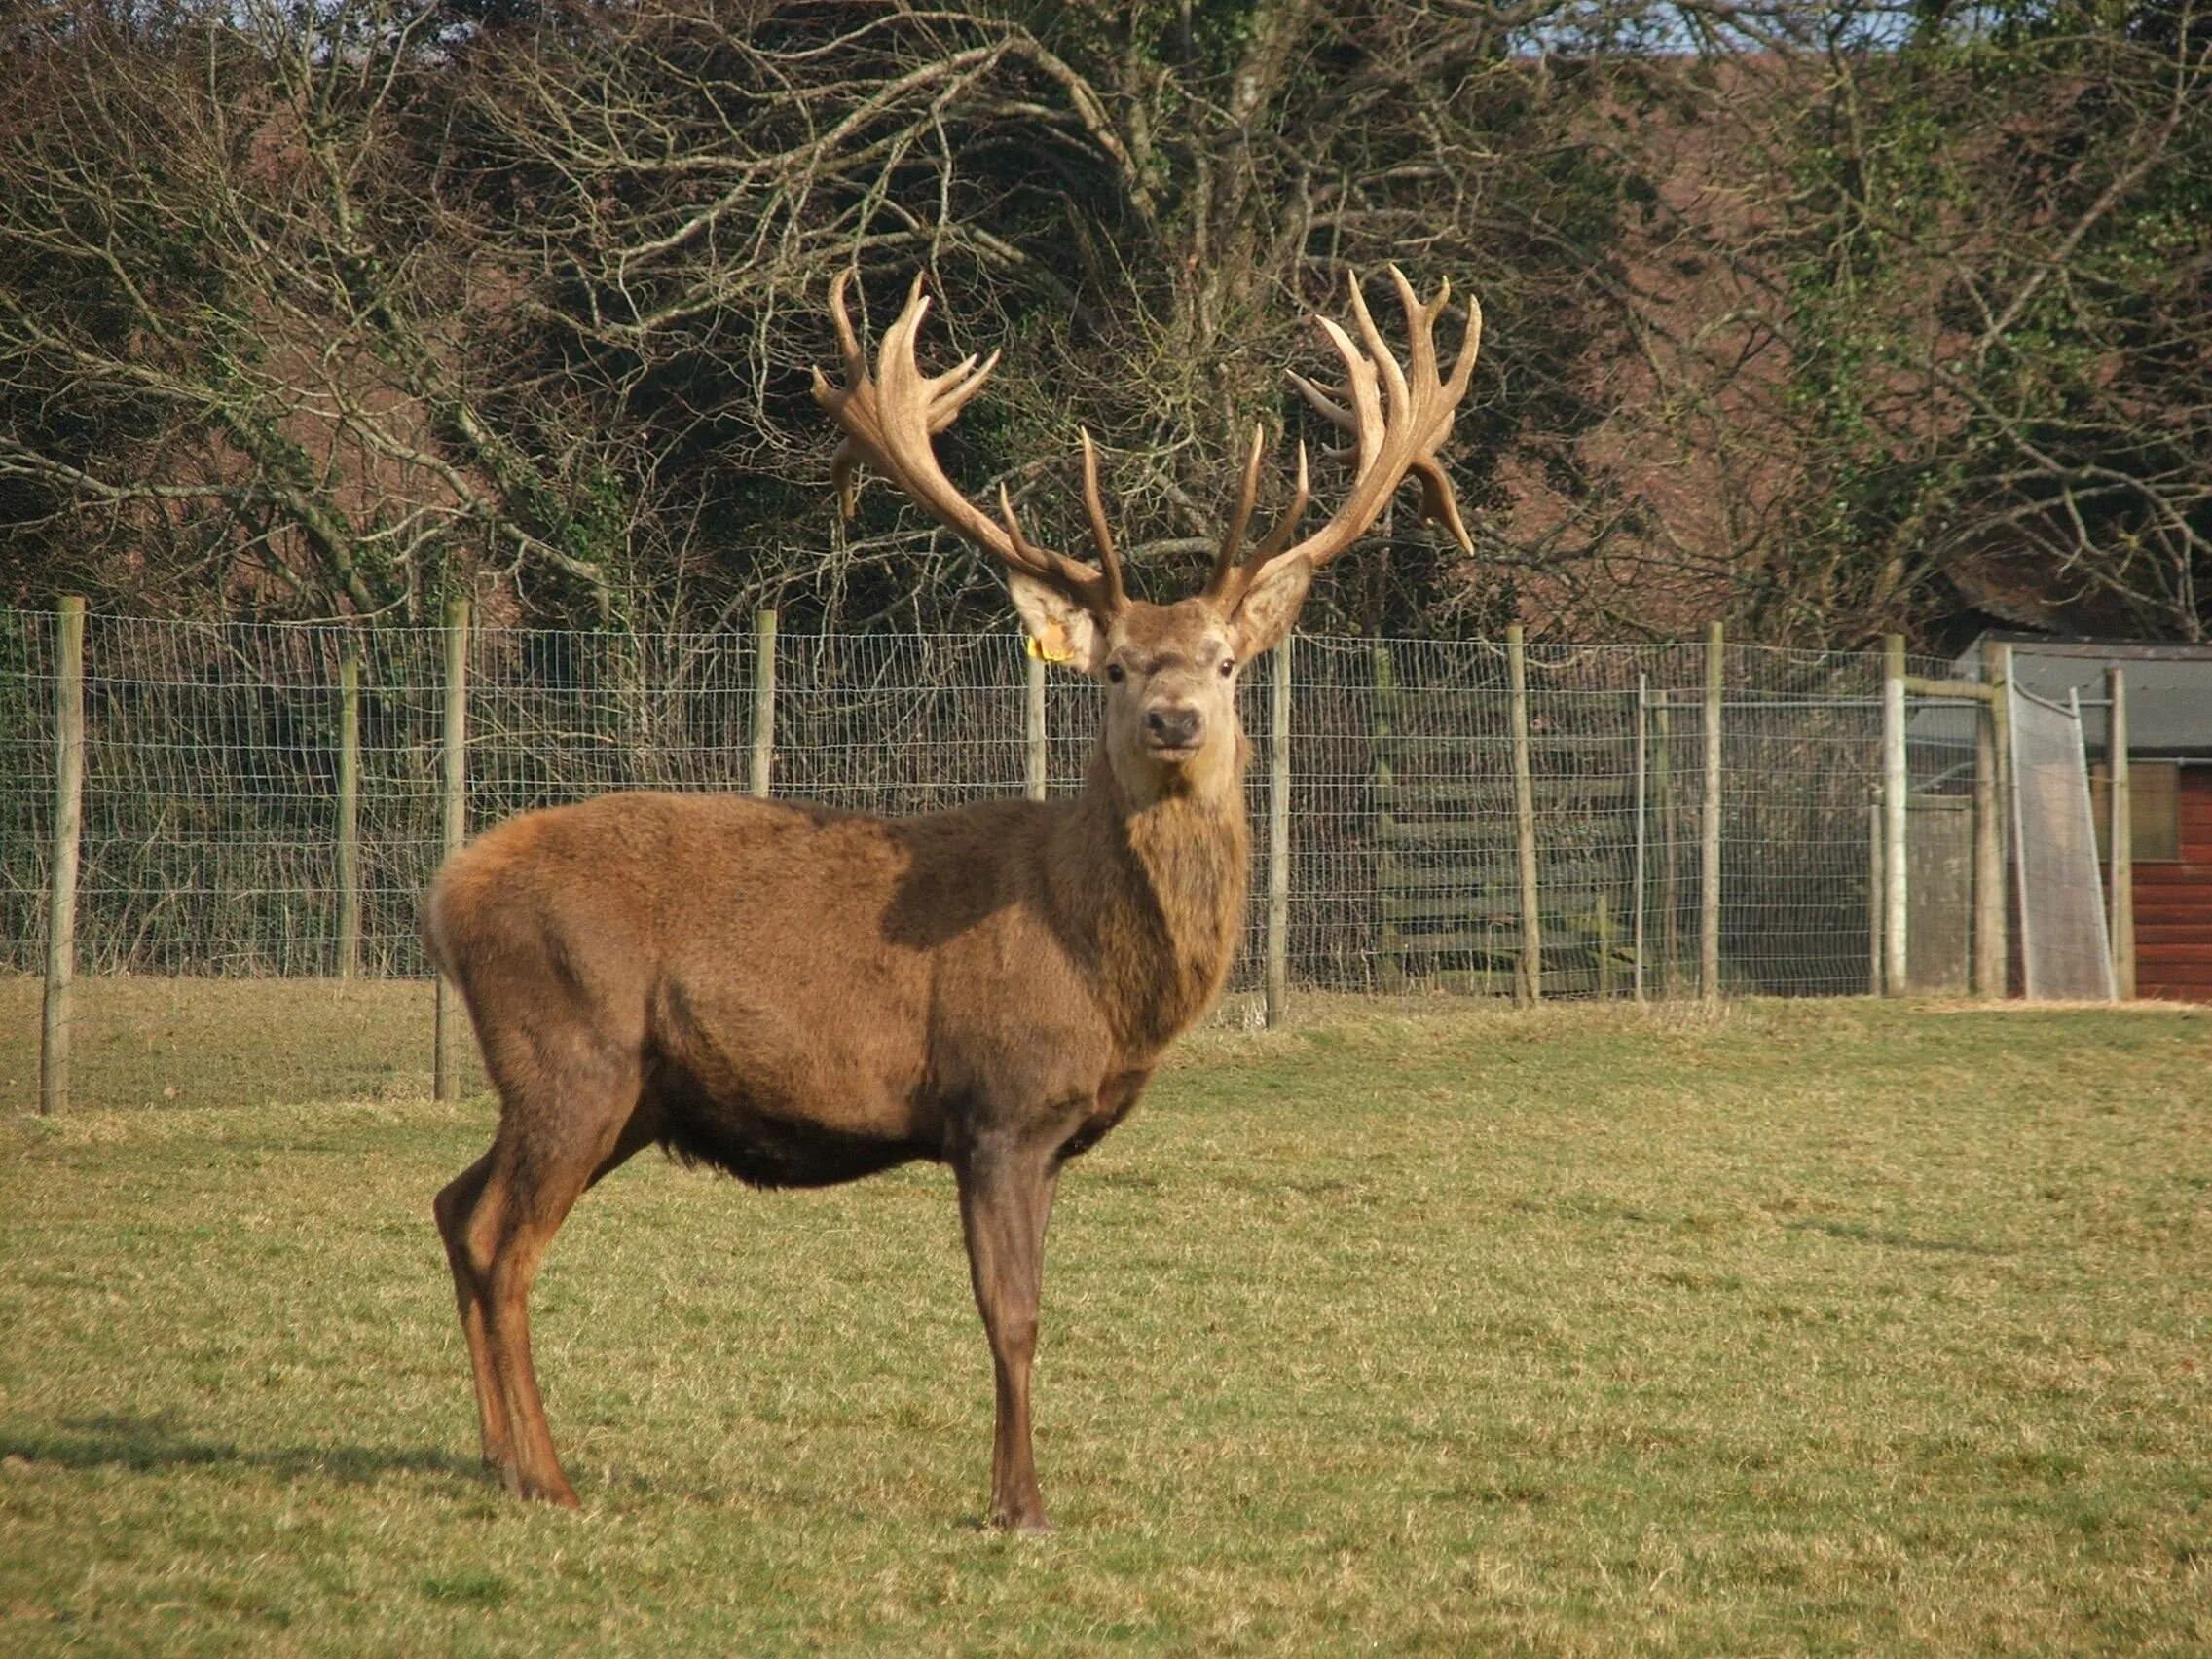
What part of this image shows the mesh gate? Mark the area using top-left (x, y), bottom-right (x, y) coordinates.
top-left (2008, 684), bottom-right (2116, 1001)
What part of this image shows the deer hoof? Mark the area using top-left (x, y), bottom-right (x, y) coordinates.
top-left (506, 1468), bottom-right (581, 1509)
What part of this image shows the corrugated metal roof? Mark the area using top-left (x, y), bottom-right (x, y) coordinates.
top-left (1950, 638), bottom-right (2212, 757)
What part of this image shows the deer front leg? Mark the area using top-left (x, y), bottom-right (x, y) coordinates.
top-left (954, 1136), bottom-right (1060, 1532)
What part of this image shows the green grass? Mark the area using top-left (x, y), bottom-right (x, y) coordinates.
top-left (0, 976), bottom-right (476, 1114)
top-left (3, 991), bottom-right (2209, 1653)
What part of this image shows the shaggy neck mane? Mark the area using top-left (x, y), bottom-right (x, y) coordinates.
top-left (1049, 739), bottom-right (1253, 1055)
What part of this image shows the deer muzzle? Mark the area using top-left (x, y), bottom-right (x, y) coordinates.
top-left (1143, 704), bottom-right (1203, 755)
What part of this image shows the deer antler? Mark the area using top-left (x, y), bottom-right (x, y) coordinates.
top-left (811, 271), bottom-right (1123, 616)
top-left (1210, 267), bottom-right (1479, 608)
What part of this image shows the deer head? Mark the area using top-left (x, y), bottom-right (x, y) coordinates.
top-left (812, 269), bottom-right (1481, 800)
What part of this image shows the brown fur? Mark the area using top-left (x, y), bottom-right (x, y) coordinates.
top-left (426, 595), bottom-right (1280, 1529)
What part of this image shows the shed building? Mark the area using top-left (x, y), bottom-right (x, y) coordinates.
top-left (1959, 638), bottom-right (2212, 1004)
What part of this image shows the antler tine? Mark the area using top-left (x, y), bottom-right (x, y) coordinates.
top-left (1250, 439), bottom-right (1310, 566)
top-left (1410, 285), bottom-right (1481, 555)
top-left (1389, 265), bottom-right (1437, 387)
top-left (924, 349), bottom-right (1000, 434)
top-left (827, 268), bottom-right (867, 383)
top-left (1206, 437), bottom-right (1312, 608)
top-left (1312, 313), bottom-right (1386, 468)
top-left (997, 483), bottom-right (1042, 564)
top-left (819, 272), bottom-right (872, 519)
top-left (1284, 371), bottom-right (1360, 462)
top-left (811, 272), bottom-right (1121, 616)
top-left (1078, 428), bottom-right (1126, 607)
top-left (1208, 424), bottom-right (1268, 595)
top-left (1346, 273), bottom-right (1411, 430)
top-left (1448, 288), bottom-right (1484, 398)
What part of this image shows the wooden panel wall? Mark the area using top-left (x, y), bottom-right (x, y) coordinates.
top-left (2135, 767), bottom-right (2212, 1002)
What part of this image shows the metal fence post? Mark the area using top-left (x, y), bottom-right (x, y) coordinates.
top-left (751, 608), bottom-right (777, 799)
top-left (1372, 643), bottom-right (1403, 993)
top-left (1700, 621), bottom-right (1723, 1001)
top-left (2108, 665), bottom-right (2134, 998)
top-left (1265, 633), bottom-right (1291, 1027)
top-left (1882, 634), bottom-right (1908, 995)
top-left (336, 646), bottom-right (361, 979)
top-left (1506, 623), bottom-right (1541, 1004)
top-left (39, 597), bottom-right (87, 1116)
top-left (433, 597), bottom-right (470, 1102)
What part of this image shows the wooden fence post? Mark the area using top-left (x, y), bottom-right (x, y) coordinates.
top-left (1972, 666), bottom-right (2004, 999)
top-left (433, 597), bottom-right (470, 1102)
top-left (336, 646), bottom-right (361, 979)
top-left (1024, 644), bottom-right (1048, 802)
top-left (39, 596), bottom-right (87, 1116)
top-left (1868, 797), bottom-right (1885, 994)
top-left (1506, 624), bottom-right (1541, 1004)
top-left (1266, 633), bottom-right (1292, 1027)
top-left (1632, 676), bottom-right (1647, 1003)
top-left (1984, 640), bottom-right (2013, 995)
top-left (1656, 698), bottom-right (1677, 997)
top-left (750, 608), bottom-right (777, 799)
top-left (1882, 634), bottom-right (1908, 995)
top-left (1700, 621), bottom-right (1723, 1002)
top-left (2108, 665), bottom-right (2134, 998)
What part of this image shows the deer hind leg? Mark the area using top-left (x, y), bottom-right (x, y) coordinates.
top-left (433, 1150), bottom-right (509, 1471)
top-left (442, 1046), bottom-right (654, 1507)
top-left (955, 1136), bottom-right (1061, 1533)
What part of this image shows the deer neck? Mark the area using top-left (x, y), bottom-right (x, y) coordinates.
top-left (1049, 738), bottom-right (1252, 1055)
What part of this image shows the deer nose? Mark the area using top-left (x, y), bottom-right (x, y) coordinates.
top-left (1145, 705), bottom-right (1202, 750)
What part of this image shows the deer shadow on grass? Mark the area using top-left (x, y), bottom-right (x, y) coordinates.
top-left (1782, 1218), bottom-right (2016, 1257)
top-left (1, 1412), bottom-right (483, 1488)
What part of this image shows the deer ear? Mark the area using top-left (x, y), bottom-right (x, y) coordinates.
top-left (1229, 554), bottom-right (1313, 660)
top-left (1007, 570), bottom-right (1109, 675)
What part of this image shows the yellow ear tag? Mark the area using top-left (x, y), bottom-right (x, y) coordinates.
top-left (1025, 632), bottom-right (1074, 665)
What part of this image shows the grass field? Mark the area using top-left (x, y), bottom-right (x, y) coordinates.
top-left (3, 987), bottom-right (2208, 1653)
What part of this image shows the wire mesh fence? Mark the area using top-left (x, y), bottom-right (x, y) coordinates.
top-left (4, 608), bottom-right (2003, 1106)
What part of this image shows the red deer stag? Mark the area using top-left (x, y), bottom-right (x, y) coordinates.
top-left (424, 267), bottom-right (1480, 1530)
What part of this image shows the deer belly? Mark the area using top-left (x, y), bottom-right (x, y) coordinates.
top-left (643, 977), bottom-right (932, 1187)
top-left (647, 1062), bottom-right (927, 1189)
top-left (655, 1107), bottom-right (924, 1189)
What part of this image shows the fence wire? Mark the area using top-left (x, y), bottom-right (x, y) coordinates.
top-left (5, 611), bottom-right (1997, 1103)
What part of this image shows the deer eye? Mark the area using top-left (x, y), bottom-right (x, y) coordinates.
top-left (1105, 662), bottom-right (1125, 683)
top-left (1219, 658), bottom-right (1235, 678)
